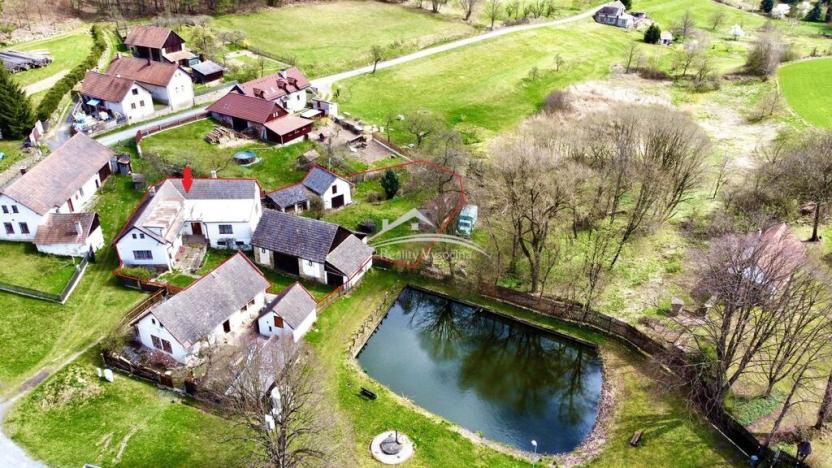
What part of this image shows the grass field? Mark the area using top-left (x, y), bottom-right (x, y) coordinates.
top-left (3, 29), bottom-right (93, 88)
top-left (778, 58), bottom-right (832, 128)
top-left (211, 1), bottom-right (478, 77)
top-left (0, 242), bottom-right (80, 295)
top-left (338, 20), bottom-right (630, 144)
top-left (0, 175), bottom-right (145, 396)
top-left (137, 119), bottom-right (311, 191)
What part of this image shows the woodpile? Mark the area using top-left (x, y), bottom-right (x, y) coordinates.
top-left (204, 126), bottom-right (239, 144)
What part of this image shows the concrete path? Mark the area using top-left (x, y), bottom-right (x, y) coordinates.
top-left (93, 5), bottom-right (605, 147)
top-left (310, 5), bottom-right (604, 89)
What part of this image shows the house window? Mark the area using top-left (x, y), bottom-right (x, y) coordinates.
top-left (151, 318), bottom-right (156, 325)
top-left (260, 248), bottom-right (267, 255)
top-left (151, 335), bottom-right (173, 353)
top-left (275, 316), bottom-right (284, 328)
top-left (332, 184), bottom-right (338, 195)
top-left (305, 260), bottom-right (314, 267)
top-left (78, 187), bottom-right (84, 197)
top-left (132, 88), bottom-right (139, 95)
top-left (3, 223), bottom-right (13, 234)
top-left (140, 100), bottom-right (145, 107)
top-left (19, 223), bottom-right (29, 234)
top-left (223, 320), bottom-right (231, 333)
top-left (140, 233), bottom-right (145, 239)
top-left (133, 250), bottom-right (153, 260)
top-left (132, 233), bottom-right (137, 239)
top-left (131, 103), bottom-right (137, 109)
top-left (1, 206), bottom-right (7, 214)
top-left (219, 224), bottom-right (233, 234)
top-left (11, 205), bottom-right (18, 214)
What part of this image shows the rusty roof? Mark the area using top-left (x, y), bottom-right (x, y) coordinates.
top-left (2, 134), bottom-right (114, 215)
top-left (235, 67), bottom-right (311, 101)
top-left (124, 25), bottom-right (181, 49)
top-left (106, 56), bottom-right (179, 87)
top-left (207, 92), bottom-right (286, 124)
top-left (33, 212), bottom-right (99, 245)
top-left (79, 71), bottom-right (139, 102)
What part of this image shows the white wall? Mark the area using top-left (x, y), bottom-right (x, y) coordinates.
top-left (0, 195), bottom-right (43, 242)
top-left (280, 90), bottom-right (307, 113)
top-left (318, 178), bottom-right (352, 210)
top-left (167, 69), bottom-right (194, 109)
top-left (255, 247), bottom-right (273, 269)
top-left (54, 170), bottom-right (108, 215)
top-left (135, 313), bottom-right (190, 362)
top-left (116, 227), bottom-right (172, 268)
top-left (113, 85), bottom-right (155, 121)
top-left (36, 226), bottom-right (105, 257)
top-left (257, 308), bottom-right (317, 342)
top-left (344, 257), bottom-right (372, 290)
top-left (299, 258), bottom-right (326, 283)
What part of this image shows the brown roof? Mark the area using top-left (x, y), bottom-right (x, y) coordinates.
top-left (79, 71), bottom-right (138, 102)
top-left (235, 67), bottom-right (311, 101)
top-left (261, 282), bottom-right (317, 329)
top-left (207, 92), bottom-right (286, 124)
top-left (106, 56), bottom-right (179, 87)
top-left (33, 212), bottom-right (99, 245)
top-left (264, 115), bottom-right (313, 136)
top-left (2, 134), bottom-right (114, 215)
top-left (124, 25), bottom-right (181, 49)
top-left (163, 50), bottom-right (197, 62)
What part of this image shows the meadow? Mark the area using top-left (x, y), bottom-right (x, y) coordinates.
top-left (778, 58), bottom-right (832, 128)
top-left (3, 29), bottom-right (93, 89)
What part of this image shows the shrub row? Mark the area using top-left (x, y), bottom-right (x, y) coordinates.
top-left (36, 25), bottom-right (109, 122)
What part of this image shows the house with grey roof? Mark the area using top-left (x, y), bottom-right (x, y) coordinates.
top-left (132, 253), bottom-right (271, 363)
top-left (252, 209), bottom-right (373, 288)
top-left (257, 283), bottom-right (317, 342)
top-left (0, 133), bottom-right (114, 254)
top-left (265, 165), bottom-right (352, 213)
top-left (114, 177), bottom-right (263, 270)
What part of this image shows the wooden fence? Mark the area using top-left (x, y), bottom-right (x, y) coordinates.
top-left (0, 251), bottom-right (91, 304)
top-left (478, 283), bottom-right (806, 467)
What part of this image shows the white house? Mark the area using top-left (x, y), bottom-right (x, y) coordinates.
top-left (34, 213), bottom-right (104, 257)
top-left (302, 166), bottom-right (352, 210)
top-left (594, 1), bottom-right (637, 28)
top-left (257, 283), bottom-right (317, 342)
top-left (106, 56), bottom-right (194, 109)
top-left (659, 31), bottom-right (674, 46)
top-left (115, 178), bottom-right (263, 270)
top-left (252, 209), bottom-right (373, 288)
top-left (133, 253), bottom-right (270, 363)
top-left (0, 133), bottom-right (114, 243)
top-left (79, 71), bottom-right (155, 121)
top-left (232, 68), bottom-right (311, 113)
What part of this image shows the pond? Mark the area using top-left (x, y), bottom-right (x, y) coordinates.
top-left (357, 287), bottom-right (603, 455)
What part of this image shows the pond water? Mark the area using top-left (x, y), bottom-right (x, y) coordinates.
top-left (357, 287), bottom-right (603, 455)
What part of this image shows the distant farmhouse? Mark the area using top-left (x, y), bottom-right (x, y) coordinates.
top-left (231, 68), bottom-right (312, 113)
top-left (79, 71), bottom-right (155, 122)
top-left (257, 282), bottom-right (318, 342)
top-left (115, 178), bottom-right (263, 270)
top-left (106, 56), bottom-right (195, 109)
top-left (206, 92), bottom-right (314, 145)
top-left (252, 209), bottom-right (373, 289)
top-left (265, 166), bottom-right (353, 212)
top-left (593, 1), bottom-right (646, 28)
top-left (123, 25), bottom-right (224, 82)
top-left (0, 133), bottom-right (112, 257)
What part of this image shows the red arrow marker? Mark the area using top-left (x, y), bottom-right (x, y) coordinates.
top-left (182, 165), bottom-right (193, 193)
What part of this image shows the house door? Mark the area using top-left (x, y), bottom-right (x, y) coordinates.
top-left (274, 253), bottom-right (300, 275)
top-left (327, 273), bottom-right (344, 288)
top-left (98, 163), bottom-right (112, 182)
top-left (331, 194), bottom-right (345, 209)
top-left (191, 222), bottom-right (203, 236)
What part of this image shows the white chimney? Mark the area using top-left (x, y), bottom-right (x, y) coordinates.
top-left (75, 221), bottom-right (84, 237)
top-left (210, 170), bottom-right (217, 179)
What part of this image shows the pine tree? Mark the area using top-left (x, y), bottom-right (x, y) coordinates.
top-left (761, 0), bottom-right (774, 13)
top-left (0, 67), bottom-right (36, 140)
top-left (380, 169), bottom-right (400, 200)
top-left (644, 24), bottom-right (662, 44)
top-left (806, 1), bottom-right (824, 21)
top-left (621, 0), bottom-right (632, 9)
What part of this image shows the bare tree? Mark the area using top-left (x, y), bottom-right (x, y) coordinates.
top-left (430, 0), bottom-right (448, 12)
top-left (623, 42), bottom-right (642, 74)
top-left (215, 339), bottom-right (336, 468)
top-left (403, 109), bottom-right (439, 147)
top-left (458, 0), bottom-right (480, 21)
top-left (745, 31), bottom-right (785, 78)
top-left (673, 10), bottom-right (696, 41)
top-left (709, 10), bottom-right (726, 31)
top-left (485, 0), bottom-right (501, 29)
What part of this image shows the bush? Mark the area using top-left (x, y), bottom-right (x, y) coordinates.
top-left (644, 24), bottom-right (662, 44)
top-left (36, 25), bottom-right (109, 122)
top-left (380, 169), bottom-right (400, 199)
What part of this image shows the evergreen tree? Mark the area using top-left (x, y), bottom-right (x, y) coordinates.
top-left (0, 67), bottom-right (35, 140)
top-left (380, 169), bottom-right (400, 200)
top-left (761, 0), bottom-right (774, 13)
top-left (806, 1), bottom-right (824, 21)
top-left (825, 4), bottom-right (832, 22)
top-left (644, 24), bottom-right (662, 44)
top-left (621, 0), bottom-right (632, 9)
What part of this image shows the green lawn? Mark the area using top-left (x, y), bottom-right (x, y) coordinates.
top-left (778, 58), bottom-right (832, 128)
top-left (0, 175), bottom-right (145, 396)
top-left (3, 29), bottom-right (93, 88)
top-left (338, 20), bottom-right (631, 144)
top-left (137, 119), bottom-right (313, 191)
top-left (210, 1), bottom-right (477, 77)
top-left (0, 242), bottom-right (80, 295)
top-left (0, 139), bottom-right (26, 173)
top-left (5, 350), bottom-right (247, 467)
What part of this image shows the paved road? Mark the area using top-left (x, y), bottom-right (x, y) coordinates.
top-left (0, 402), bottom-right (45, 468)
top-left (93, 5), bottom-right (604, 147)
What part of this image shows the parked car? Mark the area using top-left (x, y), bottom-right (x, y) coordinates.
top-left (457, 204), bottom-right (478, 237)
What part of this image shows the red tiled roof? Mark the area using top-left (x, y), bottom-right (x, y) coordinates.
top-left (33, 212), bottom-right (99, 245)
top-left (124, 26), bottom-right (180, 49)
top-left (79, 71), bottom-right (137, 102)
top-left (207, 92), bottom-right (287, 124)
top-left (106, 57), bottom-right (179, 87)
top-left (264, 115), bottom-right (313, 136)
top-left (235, 67), bottom-right (311, 101)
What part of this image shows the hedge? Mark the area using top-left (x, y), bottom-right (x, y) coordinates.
top-left (36, 25), bottom-right (109, 122)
